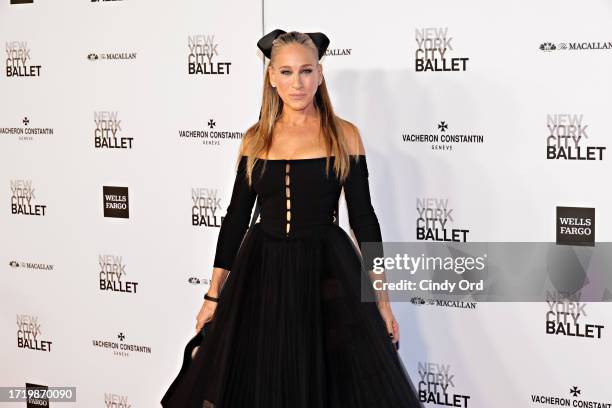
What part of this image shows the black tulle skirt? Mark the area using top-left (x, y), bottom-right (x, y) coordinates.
top-left (161, 222), bottom-right (423, 408)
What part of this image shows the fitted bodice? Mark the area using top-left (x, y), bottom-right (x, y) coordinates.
top-left (212, 154), bottom-right (383, 271)
top-left (251, 156), bottom-right (342, 238)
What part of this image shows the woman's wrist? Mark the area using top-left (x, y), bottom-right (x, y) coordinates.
top-left (206, 288), bottom-right (220, 297)
top-left (204, 292), bottom-right (220, 302)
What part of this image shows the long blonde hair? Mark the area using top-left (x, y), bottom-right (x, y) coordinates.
top-left (238, 31), bottom-right (354, 187)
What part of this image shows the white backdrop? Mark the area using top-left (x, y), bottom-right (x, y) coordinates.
top-left (1, 0), bottom-right (611, 407)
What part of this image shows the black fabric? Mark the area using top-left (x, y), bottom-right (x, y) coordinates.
top-left (212, 157), bottom-right (257, 271)
top-left (256, 29), bottom-right (330, 60)
top-left (162, 155), bottom-right (423, 408)
top-left (213, 155), bottom-right (383, 271)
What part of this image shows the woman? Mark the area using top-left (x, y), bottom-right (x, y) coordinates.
top-left (161, 29), bottom-right (423, 408)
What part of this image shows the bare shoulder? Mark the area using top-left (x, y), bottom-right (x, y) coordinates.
top-left (339, 118), bottom-right (366, 155)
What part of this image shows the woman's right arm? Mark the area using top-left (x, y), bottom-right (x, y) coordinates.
top-left (210, 152), bottom-right (257, 275)
top-left (196, 143), bottom-right (257, 331)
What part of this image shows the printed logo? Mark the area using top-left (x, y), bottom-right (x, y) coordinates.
top-left (410, 297), bottom-right (477, 310)
top-left (25, 383), bottom-right (48, 408)
top-left (10, 180), bottom-right (46, 216)
top-left (192, 186), bottom-right (222, 227)
top-left (416, 198), bottom-right (469, 242)
top-left (546, 114), bottom-right (605, 160)
top-left (0, 116), bottom-right (54, 141)
top-left (402, 121), bottom-right (484, 151)
top-left (17, 314), bottom-right (53, 352)
top-left (92, 331), bottom-right (152, 357)
top-left (178, 118), bottom-right (244, 145)
top-left (417, 361), bottom-right (471, 407)
top-left (104, 393), bottom-right (132, 408)
top-left (94, 111), bottom-right (133, 149)
top-left (86, 51), bottom-right (136, 61)
top-left (5, 41), bottom-right (41, 77)
top-left (99, 254), bottom-right (139, 293)
top-left (540, 41), bottom-right (612, 52)
top-left (415, 27), bottom-right (469, 72)
top-left (9, 260), bottom-right (53, 270)
top-left (324, 47), bottom-right (352, 56)
top-left (103, 186), bottom-right (129, 218)
top-left (556, 206), bottom-right (595, 246)
top-left (530, 385), bottom-right (611, 406)
top-left (545, 292), bottom-right (604, 339)
top-left (187, 35), bottom-right (232, 75)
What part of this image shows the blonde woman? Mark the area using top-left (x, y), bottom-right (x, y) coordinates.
top-left (162, 29), bottom-right (422, 408)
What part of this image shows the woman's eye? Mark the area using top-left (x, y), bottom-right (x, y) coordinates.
top-left (280, 69), bottom-right (312, 75)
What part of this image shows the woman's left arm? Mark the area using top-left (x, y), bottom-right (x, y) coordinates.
top-left (341, 124), bottom-right (399, 344)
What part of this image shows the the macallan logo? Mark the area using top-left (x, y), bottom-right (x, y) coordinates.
top-left (324, 47), bottom-right (352, 56)
top-left (540, 41), bottom-right (612, 52)
top-left (94, 111), bottom-right (133, 149)
top-left (192, 186), bottom-right (222, 227)
top-left (86, 51), bottom-right (136, 60)
top-left (10, 179), bottom-right (47, 216)
top-left (417, 361), bottom-right (470, 407)
top-left (9, 260), bottom-right (54, 270)
top-left (539, 42), bottom-right (556, 52)
top-left (410, 297), bottom-right (477, 310)
top-left (416, 198), bottom-right (469, 242)
top-left (5, 41), bottom-right (41, 77)
top-left (103, 186), bottom-right (129, 218)
top-left (187, 34), bottom-right (232, 75)
top-left (415, 27), bottom-right (469, 72)
top-left (556, 206), bottom-right (595, 246)
top-left (17, 314), bottom-right (53, 352)
top-left (188, 276), bottom-right (212, 286)
top-left (546, 114), bottom-right (605, 160)
top-left (99, 255), bottom-right (139, 293)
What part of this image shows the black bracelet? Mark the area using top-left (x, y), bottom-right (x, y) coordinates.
top-left (204, 293), bottom-right (219, 302)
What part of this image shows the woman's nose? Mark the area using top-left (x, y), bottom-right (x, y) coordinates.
top-left (292, 74), bottom-right (303, 88)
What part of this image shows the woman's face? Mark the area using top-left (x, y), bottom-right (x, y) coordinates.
top-left (269, 43), bottom-right (322, 111)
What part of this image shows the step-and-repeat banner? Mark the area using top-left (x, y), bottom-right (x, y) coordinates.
top-left (1, 0), bottom-right (611, 407)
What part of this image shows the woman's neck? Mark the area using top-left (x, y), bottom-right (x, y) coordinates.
top-left (277, 103), bottom-right (318, 127)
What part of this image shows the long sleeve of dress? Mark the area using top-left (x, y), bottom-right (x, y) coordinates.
top-left (342, 155), bottom-right (384, 272)
top-left (212, 156), bottom-right (257, 271)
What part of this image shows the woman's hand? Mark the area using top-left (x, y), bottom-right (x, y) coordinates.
top-left (196, 296), bottom-right (218, 332)
top-left (377, 300), bottom-right (399, 345)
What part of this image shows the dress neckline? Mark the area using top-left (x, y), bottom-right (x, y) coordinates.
top-left (242, 154), bottom-right (365, 162)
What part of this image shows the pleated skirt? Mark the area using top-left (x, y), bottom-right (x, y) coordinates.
top-left (161, 222), bottom-right (423, 408)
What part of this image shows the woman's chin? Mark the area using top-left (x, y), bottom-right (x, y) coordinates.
top-left (283, 100), bottom-right (312, 110)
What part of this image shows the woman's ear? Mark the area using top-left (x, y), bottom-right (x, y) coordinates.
top-left (268, 66), bottom-right (276, 87)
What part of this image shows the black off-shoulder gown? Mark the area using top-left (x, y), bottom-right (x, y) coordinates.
top-left (161, 155), bottom-right (423, 408)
